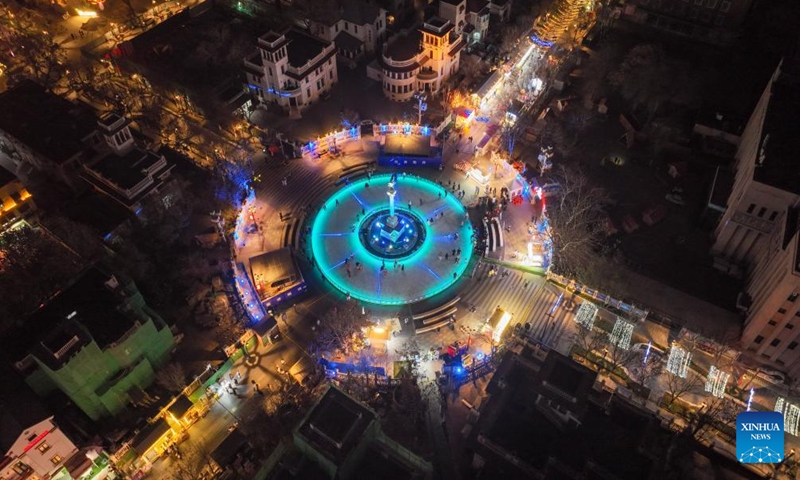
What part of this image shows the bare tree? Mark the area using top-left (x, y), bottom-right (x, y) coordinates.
top-left (632, 354), bottom-right (664, 390)
top-left (570, 323), bottom-right (607, 363)
top-left (688, 396), bottom-right (738, 438)
top-left (664, 372), bottom-right (703, 407)
top-left (168, 442), bottom-right (214, 480)
top-left (156, 363), bottom-right (187, 393)
top-left (545, 165), bottom-right (610, 280)
top-left (311, 300), bottom-right (370, 358)
top-left (599, 336), bottom-right (639, 380)
top-left (41, 216), bottom-right (105, 261)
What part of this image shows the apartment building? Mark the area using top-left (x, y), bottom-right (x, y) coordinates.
top-left (244, 28), bottom-right (338, 116)
top-left (368, 17), bottom-right (464, 102)
top-left (710, 56), bottom-right (800, 374)
top-left (308, 0), bottom-right (387, 64)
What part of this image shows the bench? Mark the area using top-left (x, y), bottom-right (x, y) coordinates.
top-left (415, 318), bottom-right (453, 335)
top-left (411, 296), bottom-right (461, 321)
top-left (421, 307), bottom-right (457, 326)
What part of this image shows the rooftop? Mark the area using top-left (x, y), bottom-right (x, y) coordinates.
top-left (467, 0), bottom-right (489, 14)
top-left (316, 0), bottom-right (383, 26)
top-left (382, 134), bottom-right (432, 157)
top-left (385, 30), bottom-right (422, 61)
top-left (335, 30), bottom-right (364, 52)
top-left (249, 248), bottom-right (303, 301)
top-left (421, 17), bottom-right (454, 36)
top-left (285, 29), bottom-right (331, 70)
top-left (754, 58), bottom-right (800, 195)
top-left (88, 148), bottom-right (164, 191)
top-left (0, 81), bottom-right (96, 164)
top-left (0, 396), bottom-right (52, 453)
top-left (296, 386), bottom-right (376, 464)
top-left (29, 268), bottom-right (137, 358)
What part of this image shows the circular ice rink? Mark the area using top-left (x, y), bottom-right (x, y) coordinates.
top-left (311, 173), bottom-right (474, 305)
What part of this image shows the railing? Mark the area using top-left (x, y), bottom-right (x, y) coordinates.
top-left (546, 271), bottom-right (649, 320)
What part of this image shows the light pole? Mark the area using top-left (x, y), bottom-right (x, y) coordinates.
top-left (414, 91), bottom-right (427, 125)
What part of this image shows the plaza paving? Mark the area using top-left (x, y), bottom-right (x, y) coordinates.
top-left (310, 173), bottom-right (474, 306)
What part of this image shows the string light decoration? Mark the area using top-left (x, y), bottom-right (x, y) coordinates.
top-left (608, 317), bottom-right (633, 350)
top-left (787, 404), bottom-right (800, 437)
top-left (746, 388), bottom-right (754, 411)
top-left (666, 345), bottom-right (691, 378)
top-left (574, 302), bottom-right (598, 329)
top-left (704, 366), bottom-right (730, 398)
top-left (532, 0), bottom-right (592, 44)
top-left (774, 397), bottom-right (800, 436)
top-left (775, 397), bottom-right (785, 414)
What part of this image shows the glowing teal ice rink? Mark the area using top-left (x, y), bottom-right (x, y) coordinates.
top-left (311, 173), bottom-right (473, 305)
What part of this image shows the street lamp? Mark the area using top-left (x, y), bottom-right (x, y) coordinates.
top-left (413, 91), bottom-right (427, 125)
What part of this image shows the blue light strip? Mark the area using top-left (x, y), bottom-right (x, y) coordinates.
top-left (424, 265), bottom-right (442, 280)
top-left (530, 34), bottom-right (555, 48)
top-left (351, 192), bottom-right (369, 209)
top-left (431, 204), bottom-right (448, 216)
top-left (327, 259), bottom-right (347, 272)
top-left (320, 232), bottom-right (352, 237)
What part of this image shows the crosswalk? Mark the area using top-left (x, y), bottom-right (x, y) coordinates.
top-left (459, 263), bottom-right (576, 347)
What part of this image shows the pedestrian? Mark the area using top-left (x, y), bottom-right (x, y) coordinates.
top-left (408, 201), bottom-right (411, 210)
top-left (445, 253), bottom-right (449, 260)
top-left (438, 192), bottom-right (442, 200)
top-left (362, 207), bottom-right (365, 215)
top-left (335, 199), bottom-right (339, 206)
top-left (394, 259), bottom-right (398, 269)
top-left (419, 197), bottom-right (423, 206)
top-left (401, 264), bottom-right (405, 271)
top-left (453, 272), bottom-right (457, 279)
top-left (346, 266), bottom-right (351, 277)
top-left (457, 248), bottom-right (462, 256)
top-left (452, 249), bottom-right (456, 256)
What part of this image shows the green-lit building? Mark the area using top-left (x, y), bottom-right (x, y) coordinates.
top-left (12, 268), bottom-right (174, 421)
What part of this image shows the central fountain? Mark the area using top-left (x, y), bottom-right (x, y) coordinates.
top-left (358, 173), bottom-right (426, 259)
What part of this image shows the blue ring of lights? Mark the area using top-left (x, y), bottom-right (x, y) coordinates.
top-left (310, 173), bottom-right (474, 306)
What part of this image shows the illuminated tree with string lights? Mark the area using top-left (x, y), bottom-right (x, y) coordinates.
top-left (532, 0), bottom-right (592, 46)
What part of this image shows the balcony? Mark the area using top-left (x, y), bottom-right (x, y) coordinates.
top-left (417, 68), bottom-right (438, 81)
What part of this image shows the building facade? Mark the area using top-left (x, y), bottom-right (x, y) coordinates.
top-left (439, 0), bottom-right (490, 45)
top-left (711, 58), bottom-right (800, 374)
top-left (14, 268), bottom-right (175, 421)
top-left (0, 412), bottom-right (109, 480)
top-left (0, 168), bottom-right (36, 232)
top-left (82, 113), bottom-right (176, 213)
top-left (368, 17), bottom-right (464, 102)
top-left (623, 0), bottom-right (753, 45)
top-left (244, 28), bottom-right (338, 116)
top-left (309, 0), bottom-right (387, 64)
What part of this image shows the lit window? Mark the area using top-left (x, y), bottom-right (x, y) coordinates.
top-left (37, 442), bottom-right (51, 453)
top-left (50, 454), bottom-right (63, 465)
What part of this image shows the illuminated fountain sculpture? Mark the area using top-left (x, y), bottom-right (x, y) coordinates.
top-left (360, 173), bottom-right (426, 259)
